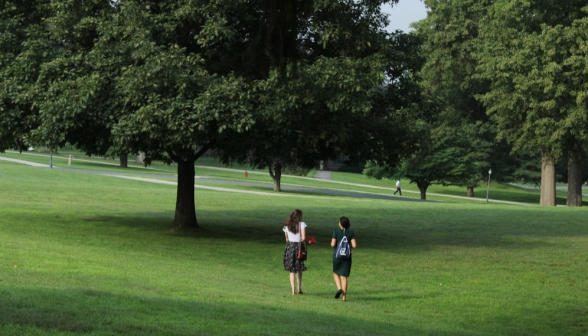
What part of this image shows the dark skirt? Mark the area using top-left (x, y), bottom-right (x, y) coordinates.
top-left (283, 242), bottom-right (307, 273)
top-left (333, 255), bottom-right (352, 277)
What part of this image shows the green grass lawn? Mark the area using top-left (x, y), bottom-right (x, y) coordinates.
top-left (330, 171), bottom-right (586, 206)
top-left (0, 151), bottom-right (313, 185)
top-left (7, 151), bottom-right (581, 206)
top-left (1, 159), bottom-right (588, 335)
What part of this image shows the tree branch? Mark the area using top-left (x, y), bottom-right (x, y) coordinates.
top-left (193, 141), bottom-right (214, 162)
top-left (167, 149), bottom-right (183, 164)
top-left (269, 164), bottom-right (275, 179)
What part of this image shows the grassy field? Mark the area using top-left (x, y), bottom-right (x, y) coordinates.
top-left (1, 156), bottom-right (588, 335)
top-left (4, 150), bottom-right (584, 205)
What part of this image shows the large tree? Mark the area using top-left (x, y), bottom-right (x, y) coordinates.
top-left (2, 0), bottom-right (402, 229)
top-left (363, 110), bottom-right (452, 200)
top-left (93, 0), bottom-right (262, 228)
top-left (477, 0), bottom-right (588, 206)
top-left (413, 0), bottom-right (496, 198)
top-left (363, 83), bottom-right (447, 201)
top-left (108, 0), bottom-right (398, 227)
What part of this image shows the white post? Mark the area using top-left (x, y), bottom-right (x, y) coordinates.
top-left (136, 152), bottom-right (145, 163)
top-left (68, 155), bottom-right (72, 166)
top-left (486, 169), bottom-right (492, 203)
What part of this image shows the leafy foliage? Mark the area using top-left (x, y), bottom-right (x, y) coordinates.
top-left (363, 89), bottom-right (446, 200)
top-left (413, 0), bottom-right (495, 193)
top-left (0, 0), bottom-right (50, 151)
top-left (476, 1), bottom-right (588, 159)
top-left (1, 0), bottom-right (404, 226)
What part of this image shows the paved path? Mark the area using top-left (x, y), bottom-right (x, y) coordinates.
top-left (1, 155), bottom-right (539, 205)
top-left (0, 156), bottom-right (424, 202)
top-left (110, 175), bottom-right (419, 201)
top-left (509, 183), bottom-right (572, 190)
top-left (0, 156), bottom-right (50, 167)
top-left (314, 171), bottom-right (332, 180)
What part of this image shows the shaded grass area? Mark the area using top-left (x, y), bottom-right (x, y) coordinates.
top-left (1, 160), bottom-right (588, 335)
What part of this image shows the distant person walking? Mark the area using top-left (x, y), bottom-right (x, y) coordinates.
top-left (283, 209), bottom-right (307, 295)
top-left (394, 180), bottom-right (402, 196)
top-left (331, 216), bottom-right (357, 302)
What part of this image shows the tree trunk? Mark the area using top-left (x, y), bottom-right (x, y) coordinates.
top-left (567, 155), bottom-right (583, 207)
top-left (120, 153), bottom-right (128, 168)
top-left (467, 187), bottom-right (474, 197)
top-left (417, 180), bottom-right (429, 200)
top-left (540, 151), bottom-right (556, 206)
top-left (269, 162), bottom-right (282, 191)
top-left (174, 157), bottom-right (198, 229)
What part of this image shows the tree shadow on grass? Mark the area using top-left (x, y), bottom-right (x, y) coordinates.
top-left (479, 303), bottom-right (588, 335)
top-left (69, 199), bottom-right (588, 255)
top-left (192, 204), bottom-right (588, 251)
top-left (433, 187), bottom-right (582, 206)
top-left (0, 287), bottom-right (473, 336)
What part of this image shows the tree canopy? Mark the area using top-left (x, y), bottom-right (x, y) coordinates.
top-left (477, 1), bottom-right (588, 205)
top-left (412, 0), bottom-right (495, 197)
top-left (1, 0), bottom-right (409, 227)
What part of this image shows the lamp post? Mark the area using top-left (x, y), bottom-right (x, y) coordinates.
top-left (486, 169), bottom-right (492, 203)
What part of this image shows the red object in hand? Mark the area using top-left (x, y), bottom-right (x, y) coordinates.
top-left (307, 236), bottom-right (317, 245)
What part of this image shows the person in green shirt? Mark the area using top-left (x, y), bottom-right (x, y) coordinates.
top-left (331, 216), bottom-right (357, 301)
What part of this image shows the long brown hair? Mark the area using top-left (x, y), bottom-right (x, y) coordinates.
top-left (284, 209), bottom-right (302, 233)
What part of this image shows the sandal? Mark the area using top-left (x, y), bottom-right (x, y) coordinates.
top-left (298, 290), bottom-right (303, 294)
top-left (335, 289), bottom-right (343, 299)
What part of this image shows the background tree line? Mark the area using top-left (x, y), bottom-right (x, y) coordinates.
top-left (2, 0), bottom-right (587, 235)
top-left (366, 0), bottom-right (588, 206)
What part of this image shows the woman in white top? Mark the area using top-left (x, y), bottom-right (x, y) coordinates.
top-left (282, 209), bottom-right (307, 295)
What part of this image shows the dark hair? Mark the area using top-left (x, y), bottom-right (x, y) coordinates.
top-left (284, 209), bottom-right (303, 233)
top-left (339, 216), bottom-right (350, 229)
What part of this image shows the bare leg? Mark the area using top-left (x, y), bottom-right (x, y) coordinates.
top-left (341, 276), bottom-right (348, 301)
top-left (297, 272), bottom-right (303, 293)
top-left (290, 273), bottom-right (295, 294)
top-left (333, 273), bottom-right (342, 290)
